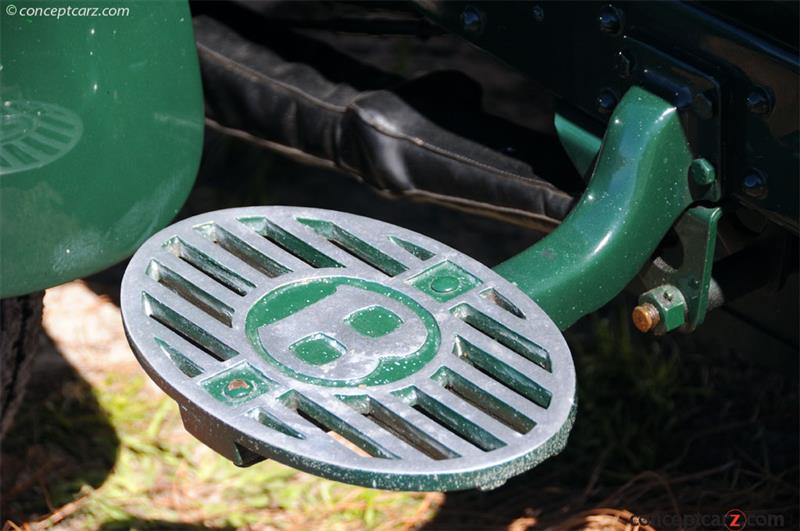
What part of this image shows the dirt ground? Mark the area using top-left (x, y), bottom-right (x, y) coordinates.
top-left (2, 131), bottom-right (798, 530)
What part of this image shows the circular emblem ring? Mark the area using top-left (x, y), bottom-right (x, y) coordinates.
top-left (245, 277), bottom-right (440, 387)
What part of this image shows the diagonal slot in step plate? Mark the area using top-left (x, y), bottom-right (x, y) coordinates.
top-left (121, 206), bottom-right (576, 491)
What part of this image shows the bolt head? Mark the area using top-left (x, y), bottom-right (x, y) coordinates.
top-left (742, 170), bottom-right (767, 199)
top-left (689, 158), bottom-right (716, 187)
top-left (598, 5), bottom-right (623, 35)
top-left (461, 6), bottom-right (484, 34)
top-left (532, 4), bottom-right (545, 22)
top-left (596, 89), bottom-right (618, 115)
top-left (746, 87), bottom-right (773, 115)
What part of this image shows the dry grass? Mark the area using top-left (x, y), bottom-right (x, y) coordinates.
top-left (1, 282), bottom-right (442, 530)
top-left (1, 280), bottom-right (797, 530)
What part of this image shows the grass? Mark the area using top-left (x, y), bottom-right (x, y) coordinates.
top-left (3, 286), bottom-right (796, 530)
top-left (3, 369), bottom-right (439, 530)
top-left (1, 283), bottom-right (440, 530)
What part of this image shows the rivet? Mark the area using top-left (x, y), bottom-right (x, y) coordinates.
top-left (597, 89), bottom-right (618, 115)
top-left (532, 4), bottom-right (544, 22)
top-left (598, 5), bottom-right (623, 35)
top-left (431, 276), bottom-right (460, 294)
top-left (746, 87), bottom-right (774, 115)
top-left (461, 6), bottom-right (484, 34)
top-left (741, 169), bottom-right (768, 199)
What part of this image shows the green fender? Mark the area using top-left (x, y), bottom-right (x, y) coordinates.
top-left (0, 1), bottom-right (204, 297)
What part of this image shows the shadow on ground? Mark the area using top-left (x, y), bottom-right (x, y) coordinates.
top-left (0, 332), bottom-right (119, 524)
top-left (423, 303), bottom-right (800, 530)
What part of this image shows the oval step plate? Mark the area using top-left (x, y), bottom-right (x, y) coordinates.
top-left (121, 207), bottom-right (576, 491)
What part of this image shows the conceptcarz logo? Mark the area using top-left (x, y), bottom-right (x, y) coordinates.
top-left (629, 509), bottom-right (786, 530)
top-left (725, 509), bottom-right (747, 530)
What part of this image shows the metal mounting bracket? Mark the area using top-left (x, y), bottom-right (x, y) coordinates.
top-left (495, 86), bottom-right (697, 329)
top-left (635, 206), bottom-right (722, 334)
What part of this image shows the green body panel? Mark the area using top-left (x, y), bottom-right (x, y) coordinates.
top-left (495, 87), bottom-right (694, 329)
top-left (0, 1), bottom-right (204, 297)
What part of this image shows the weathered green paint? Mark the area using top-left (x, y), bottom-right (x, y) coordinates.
top-left (494, 87), bottom-right (694, 329)
top-left (0, 1), bottom-right (203, 297)
top-left (245, 277), bottom-right (441, 386)
top-left (346, 306), bottom-right (404, 338)
top-left (408, 260), bottom-right (482, 303)
top-left (290, 333), bottom-right (346, 365)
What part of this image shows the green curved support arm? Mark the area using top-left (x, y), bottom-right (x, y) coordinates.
top-left (494, 87), bottom-right (694, 329)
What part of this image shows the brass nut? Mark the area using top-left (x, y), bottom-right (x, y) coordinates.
top-left (632, 303), bottom-right (660, 333)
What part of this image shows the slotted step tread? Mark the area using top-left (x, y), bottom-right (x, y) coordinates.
top-left (121, 206), bottom-right (576, 492)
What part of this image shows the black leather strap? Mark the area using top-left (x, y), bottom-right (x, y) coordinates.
top-left (195, 15), bottom-right (577, 231)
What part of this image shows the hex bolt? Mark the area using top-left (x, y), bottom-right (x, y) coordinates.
top-left (632, 303), bottom-right (660, 333)
top-left (689, 158), bottom-right (716, 187)
top-left (532, 4), bottom-right (545, 22)
top-left (598, 5), bottom-right (623, 35)
top-left (746, 87), bottom-right (774, 115)
top-left (742, 169), bottom-right (768, 199)
top-left (597, 89), bottom-right (618, 115)
top-left (638, 285), bottom-right (686, 333)
top-left (461, 6), bottom-right (484, 34)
